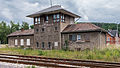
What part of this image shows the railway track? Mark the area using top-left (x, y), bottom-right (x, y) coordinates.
top-left (0, 54), bottom-right (119, 68)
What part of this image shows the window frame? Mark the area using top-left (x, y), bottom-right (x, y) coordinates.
top-left (27, 39), bottom-right (30, 46)
top-left (48, 42), bottom-right (51, 49)
top-left (69, 34), bottom-right (77, 41)
top-left (53, 14), bottom-right (60, 23)
top-left (15, 39), bottom-right (18, 45)
top-left (36, 42), bottom-right (39, 48)
top-left (61, 14), bottom-right (65, 22)
top-left (42, 42), bottom-right (45, 48)
top-left (20, 39), bottom-right (24, 46)
top-left (41, 28), bottom-right (45, 32)
top-left (77, 34), bottom-right (81, 40)
top-left (107, 37), bottom-right (110, 41)
top-left (45, 15), bottom-right (48, 23)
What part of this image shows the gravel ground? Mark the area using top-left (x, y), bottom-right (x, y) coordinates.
top-left (0, 62), bottom-right (46, 68)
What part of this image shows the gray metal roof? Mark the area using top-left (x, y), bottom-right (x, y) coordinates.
top-left (27, 5), bottom-right (80, 18)
top-left (108, 30), bottom-right (119, 37)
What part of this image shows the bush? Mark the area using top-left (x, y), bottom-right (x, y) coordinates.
top-left (38, 50), bottom-right (44, 56)
top-left (26, 66), bottom-right (36, 68)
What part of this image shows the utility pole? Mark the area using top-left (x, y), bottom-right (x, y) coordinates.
top-left (116, 22), bottom-right (119, 46)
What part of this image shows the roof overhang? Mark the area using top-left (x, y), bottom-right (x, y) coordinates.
top-left (61, 29), bottom-right (107, 34)
top-left (26, 9), bottom-right (81, 18)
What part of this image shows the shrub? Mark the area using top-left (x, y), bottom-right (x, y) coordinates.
top-left (38, 50), bottom-right (44, 56)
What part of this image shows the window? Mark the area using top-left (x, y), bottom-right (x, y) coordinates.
top-left (42, 28), bottom-right (44, 32)
top-left (42, 42), bottom-right (44, 48)
top-left (36, 29), bottom-right (39, 33)
top-left (36, 42), bottom-right (39, 48)
top-left (45, 16), bottom-right (48, 23)
top-left (34, 17), bottom-right (40, 24)
top-left (85, 34), bottom-right (90, 42)
top-left (34, 17), bottom-right (37, 24)
top-left (55, 27), bottom-right (57, 31)
top-left (15, 39), bottom-right (18, 45)
top-left (54, 42), bottom-right (58, 46)
top-left (77, 35), bottom-right (81, 40)
top-left (69, 34), bottom-right (77, 41)
top-left (20, 39), bottom-right (24, 46)
top-left (38, 17), bottom-right (40, 24)
top-left (48, 42), bottom-right (51, 48)
top-left (27, 39), bottom-right (30, 46)
top-left (107, 38), bottom-right (110, 41)
top-left (57, 14), bottom-right (59, 18)
top-left (61, 14), bottom-right (65, 22)
top-left (53, 14), bottom-right (60, 23)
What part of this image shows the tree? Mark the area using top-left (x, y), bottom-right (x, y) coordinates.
top-left (30, 25), bottom-right (34, 29)
top-left (21, 22), bottom-right (29, 30)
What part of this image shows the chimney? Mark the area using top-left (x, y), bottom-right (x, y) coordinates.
top-left (21, 28), bottom-right (24, 32)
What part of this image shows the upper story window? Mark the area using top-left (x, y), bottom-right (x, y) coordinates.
top-left (34, 17), bottom-right (40, 24)
top-left (45, 16), bottom-right (48, 23)
top-left (34, 17), bottom-right (38, 24)
top-left (61, 14), bottom-right (65, 22)
top-left (38, 17), bottom-right (40, 24)
top-left (53, 14), bottom-right (60, 23)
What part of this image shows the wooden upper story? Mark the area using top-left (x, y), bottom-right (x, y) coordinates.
top-left (27, 5), bottom-right (81, 25)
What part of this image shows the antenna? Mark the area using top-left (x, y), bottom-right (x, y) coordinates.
top-left (50, 0), bottom-right (52, 7)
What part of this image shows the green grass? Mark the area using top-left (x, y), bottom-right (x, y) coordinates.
top-left (0, 46), bottom-right (120, 62)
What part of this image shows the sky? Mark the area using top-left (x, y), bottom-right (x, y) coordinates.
top-left (0, 0), bottom-right (120, 25)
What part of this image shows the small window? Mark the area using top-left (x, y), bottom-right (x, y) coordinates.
top-left (77, 35), bottom-right (81, 40)
top-left (27, 39), bottom-right (30, 46)
top-left (57, 14), bottom-right (59, 18)
top-left (53, 14), bottom-right (56, 19)
top-left (69, 34), bottom-right (77, 41)
top-left (38, 17), bottom-right (40, 24)
top-left (55, 27), bottom-right (57, 31)
top-left (48, 42), bottom-right (51, 48)
top-left (34, 17), bottom-right (38, 24)
top-left (15, 39), bottom-right (18, 45)
top-left (107, 38), bottom-right (110, 41)
top-left (54, 42), bottom-right (58, 46)
top-left (36, 29), bottom-right (39, 33)
top-left (42, 28), bottom-right (44, 32)
top-left (36, 42), bottom-right (39, 48)
top-left (45, 16), bottom-right (48, 23)
top-left (61, 14), bottom-right (65, 22)
top-left (42, 42), bottom-right (44, 48)
top-left (20, 39), bottom-right (24, 46)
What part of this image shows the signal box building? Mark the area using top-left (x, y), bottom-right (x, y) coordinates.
top-left (8, 5), bottom-right (107, 50)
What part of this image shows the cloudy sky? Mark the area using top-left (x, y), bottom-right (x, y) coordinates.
top-left (0, 0), bottom-right (120, 24)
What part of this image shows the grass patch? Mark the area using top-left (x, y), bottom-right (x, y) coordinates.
top-left (0, 46), bottom-right (120, 62)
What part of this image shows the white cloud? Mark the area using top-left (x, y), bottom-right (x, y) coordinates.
top-left (1, 8), bottom-right (13, 20)
top-left (0, 0), bottom-right (120, 23)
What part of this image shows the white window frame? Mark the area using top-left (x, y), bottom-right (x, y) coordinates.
top-left (20, 39), bottom-right (24, 46)
top-left (77, 35), bottom-right (81, 40)
top-left (54, 42), bottom-right (58, 46)
top-left (15, 39), bottom-right (18, 45)
top-left (27, 39), bottom-right (30, 46)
